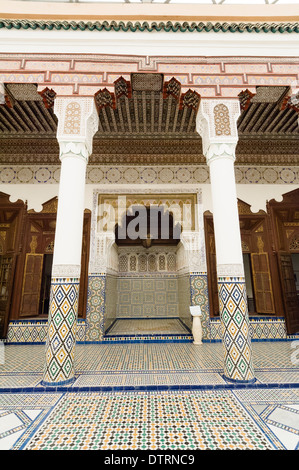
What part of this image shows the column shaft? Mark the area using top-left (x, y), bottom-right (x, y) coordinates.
top-left (43, 153), bottom-right (86, 386)
top-left (196, 99), bottom-right (255, 383)
top-left (209, 152), bottom-right (255, 383)
top-left (42, 97), bottom-right (98, 386)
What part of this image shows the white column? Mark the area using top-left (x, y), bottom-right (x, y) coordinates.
top-left (52, 150), bottom-right (87, 275)
top-left (207, 143), bottom-right (244, 278)
top-left (196, 99), bottom-right (255, 383)
top-left (43, 97), bottom-right (98, 386)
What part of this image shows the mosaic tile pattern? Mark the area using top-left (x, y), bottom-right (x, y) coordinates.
top-left (249, 317), bottom-right (288, 340)
top-left (106, 319), bottom-right (190, 335)
top-left (19, 390), bottom-right (275, 450)
top-left (2, 388), bottom-right (299, 450)
top-left (1, 342), bottom-right (298, 392)
top-left (218, 277), bottom-right (255, 383)
top-left (5, 316), bottom-right (290, 344)
top-left (6, 320), bottom-right (86, 344)
top-left (72, 371), bottom-right (227, 388)
top-left (0, 393), bottom-right (62, 450)
top-left (190, 273), bottom-right (210, 340)
top-left (85, 275), bottom-right (106, 342)
top-left (117, 277), bottom-right (179, 318)
top-left (209, 316), bottom-right (288, 342)
top-left (233, 388), bottom-right (299, 450)
top-left (43, 278), bottom-right (80, 385)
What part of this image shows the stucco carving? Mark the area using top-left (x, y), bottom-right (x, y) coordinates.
top-left (196, 99), bottom-right (240, 160)
top-left (54, 97), bottom-right (99, 162)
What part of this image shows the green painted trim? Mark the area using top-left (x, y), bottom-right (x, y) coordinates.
top-left (0, 19), bottom-right (298, 33)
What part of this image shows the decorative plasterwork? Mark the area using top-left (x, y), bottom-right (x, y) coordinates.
top-left (0, 53), bottom-right (298, 100)
top-left (196, 99), bottom-right (241, 161)
top-left (54, 97), bottom-right (99, 161)
top-left (89, 186), bottom-right (205, 275)
top-left (118, 246), bottom-right (178, 274)
top-left (217, 263), bottom-right (245, 278)
top-left (0, 164), bottom-right (298, 185)
top-left (97, 193), bottom-right (197, 231)
top-left (51, 264), bottom-right (81, 278)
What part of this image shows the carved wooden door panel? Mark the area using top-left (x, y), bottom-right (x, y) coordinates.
top-left (19, 254), bottom-right (43, 317)
top-left (251, 252), bottom-right (275, 314)
top-left (277, 252), bottom-right (299, 335)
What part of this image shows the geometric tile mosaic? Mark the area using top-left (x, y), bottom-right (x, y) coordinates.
top-left (6, 320), bottom-right (86, 344)
top-left (1, 334), bottom-right (298, 450)
top-left (2, 387), bottom-right (299, 450)
top-left (19, 390), bottom-right (275, 450)
top-left (43, 278), bottom-right (79, 385)
top-left (190, 273), bottom-right (210, 339)
top-left (117, 277), bottom-right (179, 318)
top-left (106, 319), bottom-right (190, 335)
top-left (5, 316), bottom-right (290, 344)
top-left (1, 342), bottom-right (298, 392)
top-left (233, 389), bottom-right (299, 450)
top-left (85, 275), bottom-right (106, 342)
top-left (0, 393), bottom-right (62, 450)
top-left (218, 277), bottom-right (255, 382)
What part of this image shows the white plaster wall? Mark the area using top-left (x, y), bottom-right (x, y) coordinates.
top-left (0, 29), bottom-right (299, 58)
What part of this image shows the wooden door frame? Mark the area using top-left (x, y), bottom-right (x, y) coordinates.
top-left (12, 198), bottom-right (91, 320)
top-left (0, 192), bottom-right (26, 336)
top-left (267, 188), bottom-right (299, 333)
top-left (204, 199), bottom-right (278, 317)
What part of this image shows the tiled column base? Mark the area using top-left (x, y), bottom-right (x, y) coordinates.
top-left (42, 277), bottom-right (80, 386)
top-left (85, 275), bottom-right (106, 342)
top-left (218, 277), bottom-right (255, 383)
top-left (190, 273), bottom-right (210, 340)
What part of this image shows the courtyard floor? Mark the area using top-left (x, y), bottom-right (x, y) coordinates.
top-left (0, 341), bottom-right (298, 450)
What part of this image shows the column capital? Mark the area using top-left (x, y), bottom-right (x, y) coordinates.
top-left (54, 96), bottom-right (99, 163)
top-left (196, 98), bottom-right (240, 164)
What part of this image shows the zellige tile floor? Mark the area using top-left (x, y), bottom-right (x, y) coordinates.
top-left (0, 340), bottom-right (298, 450)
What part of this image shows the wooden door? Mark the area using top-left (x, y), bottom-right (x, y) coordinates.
top-left (0, 254), bottom-right (16, 338)
top-left (209, 253), bottom-right (219, 316)
top-left (277, 252), bottom-right (299, 335)
top-left (251, 252), bottom-right (275, 314)
top-left (19, 254), bottom-right (43, 317)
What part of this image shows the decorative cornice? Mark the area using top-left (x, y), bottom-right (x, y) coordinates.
top-left (0, 20), bottom-right (299, 34)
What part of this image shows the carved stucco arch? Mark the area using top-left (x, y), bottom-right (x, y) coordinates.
top-left (89, 186), bottom-right (207, 275)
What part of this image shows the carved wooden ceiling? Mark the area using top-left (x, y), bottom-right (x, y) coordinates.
top-left (0, 77), bottom-right (298, 166)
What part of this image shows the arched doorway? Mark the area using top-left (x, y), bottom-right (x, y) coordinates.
top-left (86, 189), bottom-right (210, 341)
top-left (106, 204), bottom-right (184, 335)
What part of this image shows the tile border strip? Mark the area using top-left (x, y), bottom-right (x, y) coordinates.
top-left (0, 382), bottom-right (298, 394)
